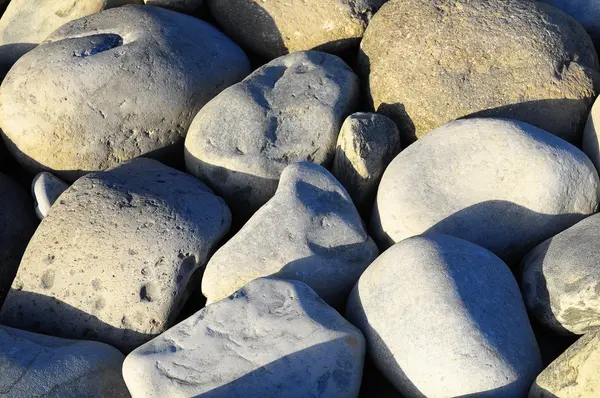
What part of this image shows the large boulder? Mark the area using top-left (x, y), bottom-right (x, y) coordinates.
top-left (0, 158), bottom-right (231, 352)
top-left (202, 162), bottom-right (378, 308)
top-left (0, 325), bottom-right (128, 397)
top-left (360, 0), bottom-right (599, 143)
top-left (185, 51), bottom-right (359, 220)
top-left (538, 0), bottom-right (600, 47)
top-left (372, 118), bottom-right (600, 264)
top-left (123, 278), bottom-right (365, 398)
top-left (0, 5), bottom-right (250, 181)
top-left (347, 234), bottom-right (542, 397)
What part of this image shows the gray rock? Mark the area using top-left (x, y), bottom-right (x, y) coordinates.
top-left (332, 112), bottom-right (400, 215)
top-left (0, 325), bottom-right (128, 397)
top-left (360, 0), bottom-right (599, 143)
top-left (202, 162), bottom-right (378, 308)
top-left (582, 95), bottom-right (600, 172)
top-left (144, 0), bottom-right (202, 13)
top-left (123, 277), bottom-right (365, 398)
top-left (372, 118), bottom-right (600, 264)
top-left (521, 213), bottom-right (600, 335)
top-left (0, 5), bottom-right (250, 181)
top-left (538, 1), bottom-right (600, 47)
top-left (0, 158), bottom-right (231, 352)
top-left (31, 172), bottom-right (69, 219)
top-left (185, 51), bottom-right (359, 220)
top-left (347, 234), bottom-right (542, 397)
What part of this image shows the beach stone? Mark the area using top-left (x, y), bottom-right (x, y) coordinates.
top-left (202, 162), bottom-right (378, 308)
top-left (538, 1), bottom-right (600, 46)
top-left (143, 0), bottom-right (202, 12)
top-left (123, 277), bottom-right (365, 398)
top-left (332, 112), bottom-right (400, 215)
top-left (582, 96), bottom-right (600, 172)
top-left (530, 328), bottom-right (600, 397)
top-left (347, 234), bottom-right (542, 397)
top-left (0, 325), bottom-right (128, 397)
top-left (372, 118), bottom-right (600, 263)
top-left (31, 172), bottom-right (69, 219)
top-left (207, 0), bottom-right (387, 60)
top-left (185, 51), bottom-right (359, 220)
top-left (360, 0), bottom-right (599, 143)
top-left (0, 4), bottom-right (250, 181)
top-left (0, 158), bottom-right (231, 352)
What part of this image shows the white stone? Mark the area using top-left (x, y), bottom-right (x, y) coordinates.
top-left (31, 172), bottom-right (69, 219)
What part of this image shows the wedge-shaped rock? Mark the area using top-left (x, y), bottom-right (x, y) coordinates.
top-left (31, 172), bottom-right (69, 219)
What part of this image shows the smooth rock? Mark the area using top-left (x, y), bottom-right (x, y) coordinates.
top-left (143, 0), bottom-right (202, 12)
top-left (185, 51), bottom-right (359, 220)
top-left (372, 118), bottom-right (600, 263)
top-left (530, 328), bottom-right (600, 397)
top-left (0, 158), bottom-right (231, 352)
top-left (347, 234), bottom-right (542, 397)
top-left (202, 162), bottom-right (378, 308)
top-left (582, 95), bottom-right (600, 172)
top-left (208, 0), bottom-right (387, 60)
top-left (0, 325), bottom-right (128, 397)
top-left (0, 5), bottom-right (250, 181)
top-left (31, 172), bottom-right (69, 219)
top-left (360, 0), bottom-right (599, 143)
top-left (332, 112), bottom-right (400, 215)
top-left (538, 1), bottom-right (600, 46)
top-left (123, 277), bottom-right (365, 398)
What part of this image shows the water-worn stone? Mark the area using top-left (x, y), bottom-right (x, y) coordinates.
top-left (185, 51), bottom-right (359, 220)
top-left (123, 278), bottom-right (365, 398)
top-left (538, 1), bottom-right (600, 47)
top-left (372, 118), bottom-right (600, 263)
top-left (582, 95), bottom-right (600, 172)
top-left (207, 0), bottom-right (387, 60)
top-left (0, 325), bottom-right (128, 397)
top-left (360, 0), bottom-right (599, 143)
top-left (31, 172), bottom-right (69, 219)
top-left (332, 112), bottom-right (400, 215)
top-left (530, 328), bottom-right (600, 397)
top-left (0, 158), bottom-right (231, 352)
top-left (143, 0), bottom-right (202, 12)
top-left (347, 234), bottom-right (542, 397)
top-left (202, 162), bottom-right (378, 308)
top-left (0, 5), bottom-right (250, 181)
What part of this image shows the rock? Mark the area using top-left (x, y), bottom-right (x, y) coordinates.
top-left (347, 234), bottom-right (542, 397)
top-left (207, 0), bottom-right (387, 60)
top-left (202, 162), bottom-right (378, 308)
top-left (31, 172), bottom-right (69, 219)
top-left (372, 118), bottom-right (600, 264)
top-left (0, 325), bottom-right (128, 397)
top-left (521, 213), bottom-right (600, 335)
top-left (185, 51), bottom-right (359, 220)
top-left (143, 0), bottom-right (202, 13)
top-left (123, 277), bottom-right (365, 398)
top-left (538, 1), bottom-right (600, 47)
top-left (582, 95), bottom-right (600, 172)
top-left (0, 158), bottom-right (231, 352)
top-left (360, 0), bottom-right (599, 143)
top-left (530, 328), bottom-right (600, 397)
top-left (332, 112), bottom-right (400, 215)
top-left (0, 4), bottom-right (250, 181)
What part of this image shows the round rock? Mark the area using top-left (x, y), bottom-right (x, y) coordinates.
top-left (538, 1), bottom-right (600, 46)
top-left (31, 172), bottom-right (69, 219)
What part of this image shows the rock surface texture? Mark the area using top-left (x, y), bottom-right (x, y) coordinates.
top-left (539, 0), bottom-right (600, 46)
top-left (31, 172), bottom-right (69, 219)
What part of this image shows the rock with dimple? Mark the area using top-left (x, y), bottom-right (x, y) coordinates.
top-left (0, 158), bottom-right (231, 352)
top-left (0, 325), bottom-right (129, 397)
top-left (31, 172), bottom-right (69, 219)
top-left (538, 1), bottom-right (600, 47)
top-left (123, 277), bottom-right (365, 398)
top-left (530, 328), bottom-right (600, 397)
top-left (372, 118), bottom-right (600, 263)
top-left (521, 213), bottom-right (600, 335)
top-left (347, 234), bottom-right (542, 397)
top-left (202, 162), bottom-right (378, 308)
top-left (0, 5), bottom-right (250, 181)
top-left (185, 51), bottom-right (360, 220)
top-left (332, 112), bottom-right (400, 214)
top-left (360, 0), bottom-right (599, 143)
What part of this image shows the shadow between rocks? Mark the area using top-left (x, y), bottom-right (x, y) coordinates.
top-left (0, 43), bottom-right (37, 81)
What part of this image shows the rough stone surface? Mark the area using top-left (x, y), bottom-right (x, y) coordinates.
top-left (372, 118), bottom-right (600, 263)
top-left (0, 158), bottom-right (231, 352)
top-left (185, 51), bottom-right (360, 220)
top-left (347, 234), bottom-right (542, 397)
top-left (530, 328), bottom-right (600, 398)
top-left (582, 95), bottom-right (600, 172)
top-left (0, 325), bottom-right (129, 397)
top-left (521, 213), bottom-right (600, 335)
top-left (360, 0), bottom-right (600, 143)
top-left (31, 172), bottom-right (69, 220)
top-left (123, 278), bottom-right (365, 398)
top-left (539, 1), bottom-right (600, 46)
top-left (202, 162), bottom-right (378, 308)
top-left (0, 5), bottom-right (250, 181)
top-left (332, 112), bottom-right (400, 215)
top-left (207, 0), bottom-right (387, 60)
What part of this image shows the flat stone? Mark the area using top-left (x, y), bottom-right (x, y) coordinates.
top-left (31, 172), bottom-right (69, 219)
